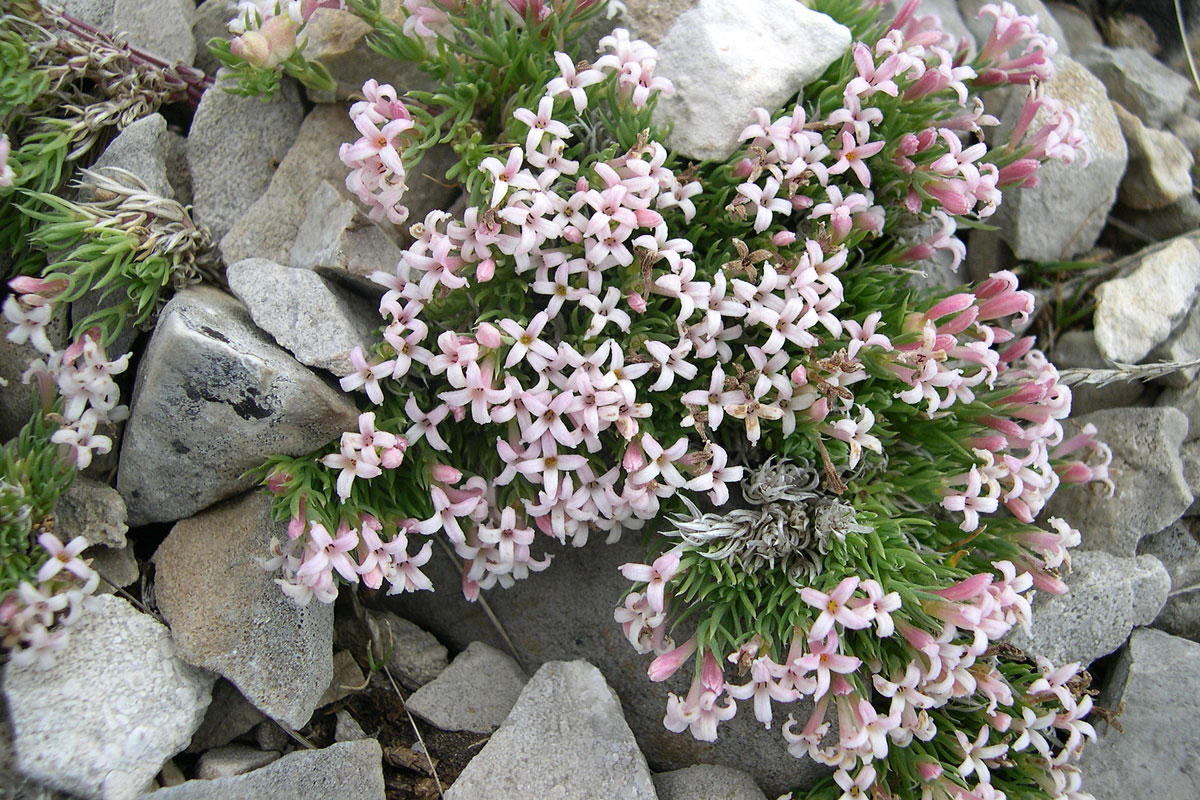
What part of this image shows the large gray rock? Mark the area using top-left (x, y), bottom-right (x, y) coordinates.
top-left (390, 535), bottom-right (830, 796)
top-left (407, 642), bottom-right (527, 734)
top-left (1140, 518), bottom-right (1200, 590)
top-left (1008, 550), bottom-right (1169, 665)
top-left (654, 764), bottom-right (767, 800)
top-left (117, 286), bottom-right (358, 526)
top-left (63, 0), bottom-right (196, 65)
top-left (192, 0), bottom-right (237, 76)
top-left (315, 650), bottom-right (365, 709)
top-left (445, 661), bottom-right (656, 800)
top-left (1046, 2), bottom-right (1102, 54)
top-left (86, 543), bottom-right (139, 592)
top-left (143, 739), bottom-right (384, 800)
top-left (225, 259), bottom-right (377, 377)
top-left (189, 82), bottom-right (303, 245)
top-left (1116, 194), bottom-right (1200, 244)
top-left (651, 0), bottom-right (850, 161)
top-left (1080, 628), bottom-right (1200, 800)
top-left (1149, 296), bottom-right (1200, 387)
top-left (154, 492), bottom-right (334, 730)
top-left (1045, 407), bottom-right (1192, 557)
top-left (1093, 237), bottom-right (1200, 363)
top-left (1114, 104), bottom-right (1195, 211)
top-left (53, 476), bottom-right (128, 550)
top-left (992, 56), bottom-right (1127, 261)
top-left (1079, 46), bottom-right (1193, 128)
top-left (3, 595), bottom-right (214, 800)
top-left (1153, 587), bottom-right (1200, 640)
top-left (87, 114), bottom-right (173, 200)
top-left (219, 105), bottom-right (358, 268)
top-left (289, 181), bottom-right (404, 287)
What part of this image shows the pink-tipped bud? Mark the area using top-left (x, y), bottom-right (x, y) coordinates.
top-left (933, 572), bottom-right (992, 601)
top-left (733, 158), bottom-right (755, 178)
top-left (451, 405), bottom-right (466, 422)
top-left (287, 515), bottom-right (307, 540)
top-left (622, 441), bottom-right (646, 472)
top-left (917, 761), bottom-right (943, 782)
top-left (790, 364), bottom-right (808, 385)
top-left (701, 649), bottom-right (724, 692)
top-left (231, 31), bottom-right (271, 67)
top-left (381, 447), bottom-right (405, 469)
top-left (626, 292), bottom-right (647, 313)
top-left (924, 293), bottom-right (976, 322)
top-left (476, 258), bottom-right (496, 282)
top-left (477, 322), bottom-right (502, 349)
top-left (772, 230), bottom-right (797, 246)
top-left (431, 463), bottom-right (462, 484)
top-left (634, 208), bottom-right (664, 227)
top-left (648, 637), bottom-right (698, 682)
top-left (905, 188), bottom-right (923, 214)
top-left (259, 14), bottom-right (297, 67)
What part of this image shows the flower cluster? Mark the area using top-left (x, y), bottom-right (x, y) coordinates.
top-left (255, 1), bottom-right (1111, 797)
top-left (228, 0), bottom-right (344, 69)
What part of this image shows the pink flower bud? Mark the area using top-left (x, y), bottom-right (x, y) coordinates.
top-left (771, 231), bottom-right (796, 246)
top-left (475, 258), bottom-right (496, 282)
top-left (648, 637), bottom-right (697, 682)
top-left (924, 293), bottom-right (976, 322)
top-left (259, 15), bottom-right (297, 67)
top-left (733, 158), bottom-right (755, 178)
top-left (231, 31), bottom-right (271, 67)
top-left (790, 364), bottom-right (807, 385)
top-left (701, 649), bottom-right (724, 692)
top-left (626, 292), bottom-right (647, 313)
top-left (431, 463), bottom-right (462, 484)
top-left (634, 208), bottom-right (664, 227)
top-left (933, 572), bottom-right (992, 601)
top-left (917, 761), bottom-right (943, 782)
top-left (622, 440), bottom-right (646, 472)
top-left (476, 322), bottom-right (501, 349)
top-left (380, 447), bottom-right (405, 469)
top-left (905, 188), bottom-right (922, 214)
top-left (451, 405), bottom-right (466, 422)
top-left (287, 516), bottom-right (306, 540)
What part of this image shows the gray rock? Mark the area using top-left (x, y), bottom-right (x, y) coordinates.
top-left (334, 710), bottom-right (368, 742)
top-left (1149, 295), bottom-right (1200, 387)
top-left (407, 642), bottom-right (527, 734)
top-left (154, 491), bottom-right (334, 730)
top-left (53, 476), bottom-right (128, 549)
top-left (117, 286), bottom-right (358, 526)
top-left (225, 258), bottom-right (377, 377)
top-left (1116, 194), bottom-right (1200, 243)
top-left (186, 679), bottom-right (265, 754)
top-left (142, 739), bottom-right (384, 800)
top-left (1050, 329), bottom-right (1143, 415)
top-left (188, 82), bottom-right (303, 245)
top-left (3, 595), bottom-right (214, 800)
top-left (1114, 104), bottom-right (1194, 211)
top-left (63, 0), bottom-right (195, 65)
top-left (195, 745), bottom-right (279, 780)
top-left (1153, 586), bottom-right (1200, 640)
top-left (1045, 407), bottom-right (1191, 556)
top-left (651, 0), bottom-right (850, 161)
top-left (1140, 518), bottom-right (1200, 590)
top-left (316, 650), bottom-right (364, 709)
top-left (88, 114), bottom-right (173, 200)
top-left (1008, 550), bottom-right (1168, 665)
top-left (389, 535), bottom-right (830, 796)
top-left (253, 722), bottom-right (290, 754)
top-left (445, 661), bottom-right (656, 800)
top-left (1168, 113), bottom-right (1200, 185)
top-left (612, 0), bottom-right (703, 45)
top-left (165, 130), bottom-right (192, 208)
top-left (1079, 628), bottom-right (1200, 800)
top-left (290, 181), bottom-right (404, 287)
top-left (653, 764), bottom-right (767, 800)
top-left (1093, 237), bottom-right (1200, 363)
top-left (356, 609), bottom-right (448, 691)
top-left (992, 56), bottom-right (1127, 261)
top-left (302, 1), bottom-right (432, 102)
top-left (1046, 2), bottom-right (1103, 54)
top-left (86, 544), bottom-right (139, 592)
top-left (192, 0), bottom-right (237, 76)
top-left (1079, 46), bottom-right (1193, 128)
top-left (219, 105), bottom-right (358, 268)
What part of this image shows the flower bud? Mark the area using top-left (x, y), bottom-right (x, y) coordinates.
top-left (476, 322), bottom-right (501, 349)
top-left (231, 31), bottom-right (271, 67)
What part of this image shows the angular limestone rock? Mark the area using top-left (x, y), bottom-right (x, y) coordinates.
top-left (406, 642), bottom-right (527, 734)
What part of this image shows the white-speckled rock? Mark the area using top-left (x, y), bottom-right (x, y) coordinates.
top-left (289, 181), bottom-right (404, 286)
top-left (116, 286), bottom-right (358, 526)
top-left (226, 258), bottom-right (377, 377)
top-left (406, 642), bottom-right (527, 734)
top-left (1079, 45), bottom-right (1194, 128)
top-left (3, 595), bottom-right (214, 800)
top-left (1008, 550), bottom-right (1169, 665)
top-left (651, 0), bottom-right (850, 161)
top-left (1114, 104), bottom-right (1194, 211)
top-left (195, 746), bottom-right (279, 780)
top-left (153, 492), bottom-right (334, 729)
top-left (53, 476), bottom-right (128, 550)
top-left (445, 661), bottom-right (656, 800)
top-left (1093, 237), bottom-right (1200, 363)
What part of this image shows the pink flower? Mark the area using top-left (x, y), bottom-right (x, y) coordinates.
top-left (340, 347), bottom-right (394, 405)
top-left (833, 764), bottom-right (876, 800)
top-left (648, 636), bottom-right (697, 681)
top-left (299, 522), bottom-right (361, 584)
top-left (736, 177), bottom-right (791, 233)
top-left (620, 551), bottom-right (681, 614)
top-left (842, 311), bottom-right (891, 359)
top-left (512, 96), bottom-right (571, 153)
top-left (800, 577), bottom-right (873, 641)
top-left (35, 534), bottom-right (92, 584)
top-left (827, 128), bottom-right (885, 187)
top-left (811, 185), bottom-right (870, 242)
top-left (794, 633), bottom-right (861, 701)
top-left (629, 434), bottom-right (689, 488)
top-left (546, 51), bottom-right (604, 112)
top-left (405, 398), bottom-right (450, 451)
top-left (321, 432), bottom-right (382, 499)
